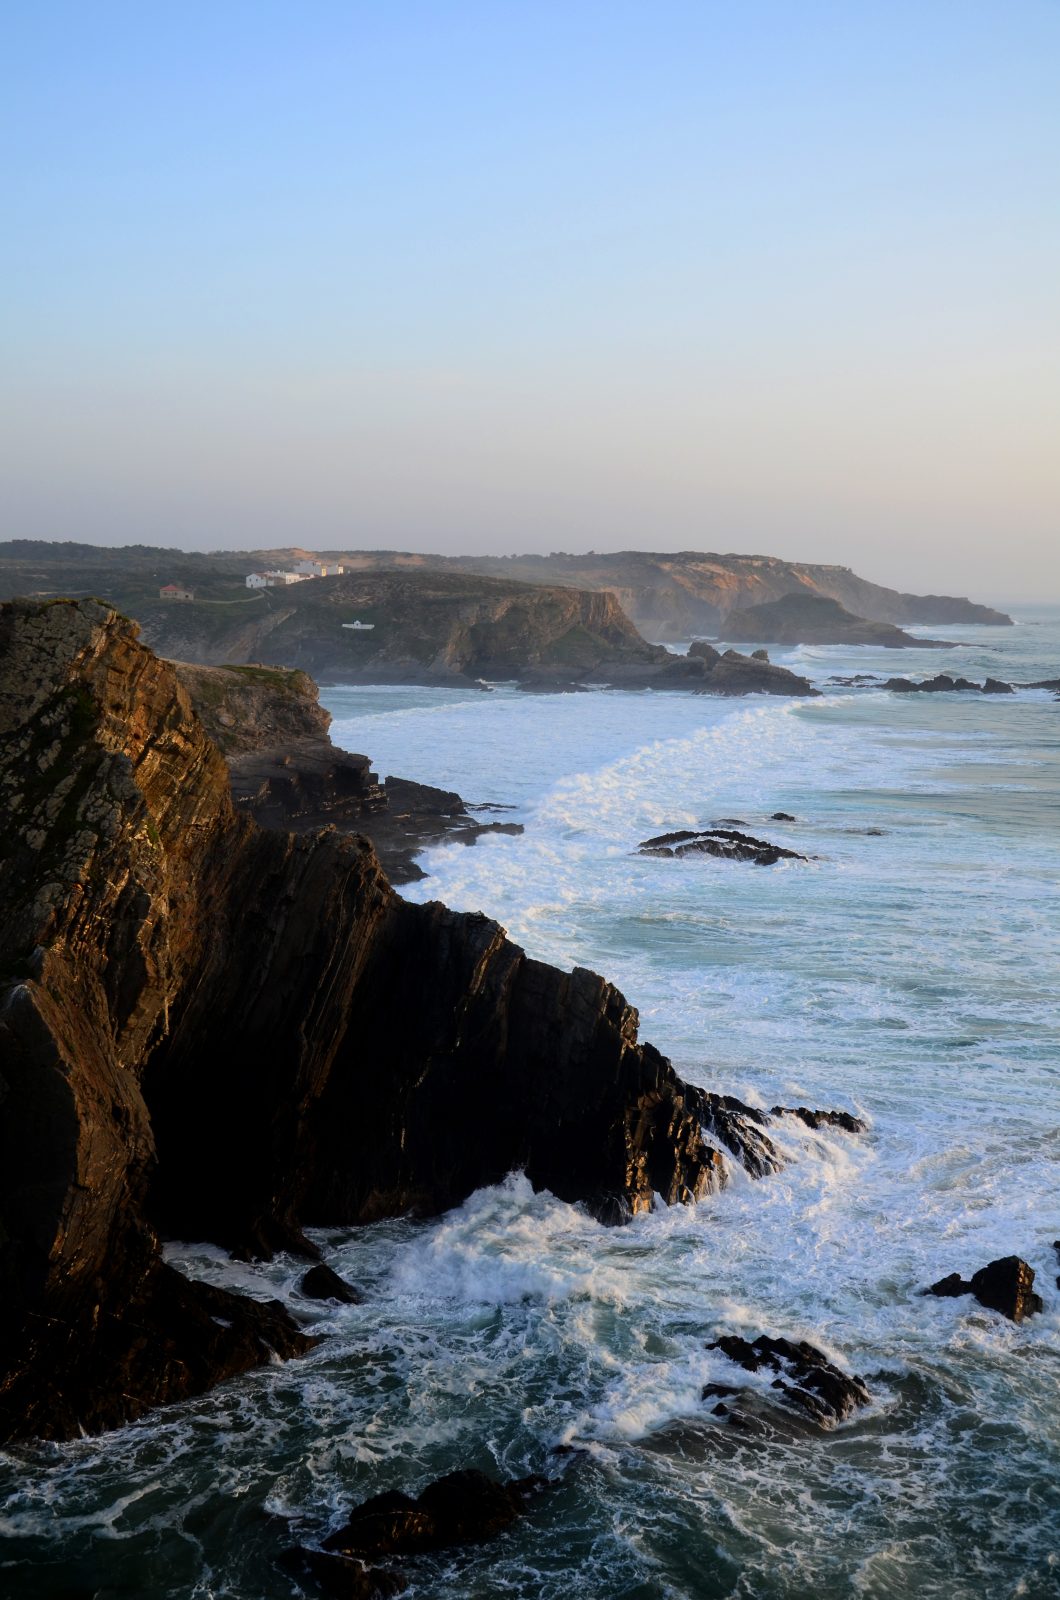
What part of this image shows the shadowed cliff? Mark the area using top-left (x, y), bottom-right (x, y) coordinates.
top-left (0, 599), bottom-right (737, 1441)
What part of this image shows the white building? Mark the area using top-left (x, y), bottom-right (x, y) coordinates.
top-left (293, 559), bottom-right (346, 578)
top-left (245, 569), bottom-right (307, 588)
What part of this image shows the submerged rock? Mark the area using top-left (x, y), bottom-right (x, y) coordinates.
top-left (771, 1106), bottom-right (866, 1134)
top-left (300, 1264), bottom-right (362, 1304)
top-left (925, 1256), bottom-right (1043, 1322)
top-left (704, 1334), bottom-right (871, 1428)
top-left (322, 1470), bottom-right (547, 1559)
top-left (637, 827), bottom-right (808, 867)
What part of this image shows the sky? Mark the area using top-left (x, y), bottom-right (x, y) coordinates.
top-left (2, 1), bottom-right (1058, 602)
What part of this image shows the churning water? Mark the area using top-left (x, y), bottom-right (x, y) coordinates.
top-left (3, 609), bottom-right (1058, 1598)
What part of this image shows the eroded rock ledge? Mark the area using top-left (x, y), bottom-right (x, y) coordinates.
top-left (0, 599), bottom-right (734, 1441)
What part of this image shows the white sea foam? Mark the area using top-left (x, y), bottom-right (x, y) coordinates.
top-left (3, 619), bottom-right (1059, 1599)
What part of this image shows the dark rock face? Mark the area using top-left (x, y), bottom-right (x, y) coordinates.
top-left (771, 1106), bottom-right (866, 1134)
top-left (322, 1470), bottom-right (546, 1559)
top-left (638, 827), bottom-right (808, 867)
top-left (300, 1264), bottom-right (361, 1304)
top-left (705, 1334), bottom-right (871, 1428)
top-left (688, 640), bottom-right (721, 664)
top-left (176, 670), bottom-right (523, 885)
top-left (137, 568), bottom-right (666, 686)
top-left (719, 592), bottom-right (953, 649)
top-left (926, 1257), bottom-right (1043, 1322)
top-left (686, 1092), bottom-right (781, 1178)
top-left (694, 648), bottom-right (818, 697)
top-left (883, 674), bottom-right (1016, 694)
top-left (519, 641), bottom-right (816, 698)
top-left (770, 811), bottom-right (796, 821)
top-left (0, 599), bottom-right (729, 1440)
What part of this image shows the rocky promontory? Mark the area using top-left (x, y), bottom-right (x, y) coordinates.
top-left (717, 592), bottom-right (954, 648)
top-left (138, 569), bottom-right (666, 685)
top-left (174, 659), bottom-right (521, 882)
top-left (0, 598), bottom-right (777, 1441)
top-left (379, 549), bottom-right (1013, 637)
top-left (143, 574), bottom-right (816, 697)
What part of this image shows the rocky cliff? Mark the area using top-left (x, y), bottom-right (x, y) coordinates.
top-left (173, 658), bottom-right (522, 881)
top-left (170, 661), bottom-right (331, 752)
top-left (0, 600), bottom-right (738, 1441)
top-left (134, 570), bottom-right (665, 683)
top-left (718, 593), bottom-right (954, 648)
top-left (377, 550), bottom-right (1012, 636)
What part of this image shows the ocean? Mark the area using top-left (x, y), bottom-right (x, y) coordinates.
top-left (3, 608), bottom-right (1058, 1598)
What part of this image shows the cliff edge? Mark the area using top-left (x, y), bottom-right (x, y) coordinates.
top-left (0, 600), bottom-right (728, 1441)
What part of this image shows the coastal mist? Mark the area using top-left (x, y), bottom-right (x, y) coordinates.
top-left (2, 610), bottom-right (1058, 1598)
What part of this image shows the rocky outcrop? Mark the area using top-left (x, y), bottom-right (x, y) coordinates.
top-left (175, 663), bottom-right (522, 884)
top-left (0, 599), bottom-right (736, 1441)
top-left (926, 1257), bottom-right (1043, 1322)
top-left (171, 660), bottom-right (332, 751)
top-left (322, 1469), bottom-right (547, 1559)
top-left (884, 674), bottom-right (1013, 694)
top-left (638, 827), bottom-right (808, 866)
top-left (717, 593), bottom-right (953, 648)
top-left (299, 1264), bottom-right (361, 1304)
top-left (515, 642), bottom-right (816, 696)
top-left (686, 1092), bottom-right (782, 1178)
top-left (134, 570), bottom-right (666, 684)
top-left (771, 1106), bottom-right (866, 1134)
top-left (704, 1335), bottom-right (871, 1428)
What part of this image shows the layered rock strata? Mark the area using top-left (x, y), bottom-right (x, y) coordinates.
top-left (174, 658), bottom-right (521, 882)
top-left (0, 600), bottom-right (733, 1440)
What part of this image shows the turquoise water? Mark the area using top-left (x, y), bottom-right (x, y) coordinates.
top-left (2, 609), bottom-right (1058, 1598)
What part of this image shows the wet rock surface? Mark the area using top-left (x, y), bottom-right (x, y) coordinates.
top-left (771, 1106), bottom-right (867, 1134)
top-left (637, 827), bottom-right (808, 866)
top-left (883, 674), bottom-right (1015, 694)
top-left (0, 599), bottom-right (731, 1440)
top-left (322, 1470), bottom-right (547, 1559)
top-left (686, 1091), bottom-right (782, 1178)
top-left (299, 1264), bottom-right (362, 1304)
top-left (925, 1256), bottom-right (1044, 1322)
top-left (704, 1335), bottom-right (872, 1428)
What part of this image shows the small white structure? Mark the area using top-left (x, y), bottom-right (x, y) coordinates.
top-left (245, 569), bottom-right (307, 589)
top-left (341, 620), bottom-right (375, 631)
top-left (294, 559), bottom-right (345, 577)
top-left (159, 583), bottom-right (195, 601)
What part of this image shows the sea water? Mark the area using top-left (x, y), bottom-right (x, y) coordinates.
top-left (2, 609), bottom-right (1058, 1598)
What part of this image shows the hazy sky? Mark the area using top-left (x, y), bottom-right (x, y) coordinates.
top-left (3, 2), bottom-right (1058, 600)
